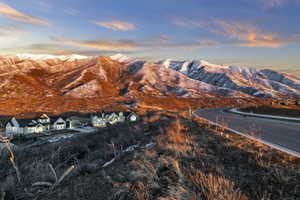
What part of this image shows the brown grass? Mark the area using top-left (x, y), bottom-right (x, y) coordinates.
top-left (189, 167), bottom-right (243, 200)
top-left (1, 112), bottom-right (299, 200)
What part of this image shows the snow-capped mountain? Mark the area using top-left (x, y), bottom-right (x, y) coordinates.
top-left (5, 53), bottom-right (89, 61)
top-left (110, 53), bottom-right (133, 63)
top-left (0, 53), bottom-right (299, 99)
top-left (156, 59), bottom-right (300, 98)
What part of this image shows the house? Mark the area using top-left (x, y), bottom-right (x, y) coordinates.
top-left (91, 113), bottom-right (107, 127)
top-left (117, 112), bottom-right (126, 122)
top-left (107, 112), bottom-right (121, 125)
top-left (124, 112), bottom-right (138, 122)
top-left (37, 114), bottom-right (51, 131)
top-left (5, 117), bottom-right (24, 136)
top-left (66, 116), bottom-right (89, 129)
top-left (24, 120), bottom-right (45, 134)
top-left (5, 116), bottom-right (50, 136)
top-left (52, 117), bottom-right (66, 130)
top-left (91, 111), bottom-right (138, 127)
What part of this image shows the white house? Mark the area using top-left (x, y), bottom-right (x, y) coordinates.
top-left (37, 114), bottom-right (50, 131)
top-left (91, 113), bottom-right (107, 127)
top-left (107, 112), bottom-right (120, 125)
top-left (91, 112), bottom-right (138, 127)
top-left (127, 113), bottom-right (137, 122)
top-left (66, 116), bottom-right (89, 129)
top-left (5, 117), bottom-right (24, 136)
top-left (124, 112), bottom-right (138, 122)
top-left (25, 120), bottom-right (39, 134)
top-left (37, 114), bottom-right (50, 123)
top-left (53, 117), bottom-right (66, 130)
top-left (117, 112), bottom-right (126, 122)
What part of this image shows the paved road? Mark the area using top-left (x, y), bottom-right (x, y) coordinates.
top-left (194, 109), bottom-right (300, 155)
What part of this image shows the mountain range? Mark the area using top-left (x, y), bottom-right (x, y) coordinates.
top-left (0, 53), bottom-right (299, 99)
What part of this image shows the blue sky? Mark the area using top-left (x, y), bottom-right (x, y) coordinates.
top-left (0, 0), bottom-right (299, 75)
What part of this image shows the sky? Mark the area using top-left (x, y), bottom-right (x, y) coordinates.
top-left (0, 0), bottom-right (299, 76)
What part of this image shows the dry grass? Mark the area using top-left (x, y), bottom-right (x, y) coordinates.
top-left (156, 119), bottom-right (193, 154)
top-left (189, 167), bottom-right (243, 200)
top-left (1, 112), bottom-right (299, 200)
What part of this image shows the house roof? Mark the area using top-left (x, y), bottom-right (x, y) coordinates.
top-left (16, 118), bottom-right (37, 127)
top-left (39, 113), bottom-right (50, 119)
top-left (5, 114), bottom-right (62, 127)
top-left (124, 112), bottom-right (137, 117)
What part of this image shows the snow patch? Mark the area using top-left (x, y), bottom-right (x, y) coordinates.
top-left (12, 53), bottom-right (88, 61)
top-left (110, 53), bottom-right (132, 63)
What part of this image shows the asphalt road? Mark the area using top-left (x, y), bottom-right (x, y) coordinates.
top-left (194, 108), bottom-right (300, 155)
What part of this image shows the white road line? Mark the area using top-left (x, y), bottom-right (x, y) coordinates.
top-left (193, 110), bottom-right (300, 158)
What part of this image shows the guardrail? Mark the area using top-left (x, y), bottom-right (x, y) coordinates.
top-left (193, 110), bottom-right (300, 158)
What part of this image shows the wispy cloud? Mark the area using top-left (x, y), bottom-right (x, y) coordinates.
top-left (51, 33), bottom-right (219, 52)
top-left (140, 36), bottom-right (219, 49)
top-left (52, 37), bottom-right (137, 50)
top-left (173, 18), bottom-right (300, 48)
top-left (25, 43), bottom-right (135, 56)
top-left (172, 17), bottom-right (206, 28)
top-left (92, 20), bottom-right (136, 31)
top-left (213, 20), bottom-right (300, 48)
top-left (0, 2), bottom-right (51, 25)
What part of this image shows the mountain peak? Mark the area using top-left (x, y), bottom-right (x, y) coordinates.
top-left (5, 53), bottom-right (89, 61)
top-left (110, 53), bottom-right (132, 63)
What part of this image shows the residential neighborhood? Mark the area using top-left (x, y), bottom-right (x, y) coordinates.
top-left (0, 111), bottom-right (138, 138)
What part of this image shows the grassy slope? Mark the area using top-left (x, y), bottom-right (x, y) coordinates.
top-left (0, 112), bottom-right (299, 200)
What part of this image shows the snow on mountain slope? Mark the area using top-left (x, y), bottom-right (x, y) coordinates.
top-left (110, 53), bottom-right (133, 63)
top-left (120, 60), bottom-right (247, 98)
top-left (64, 79), bottom-right (103, 98)
top-left (2, 53), bottom-right (89, 61)
top-left (157, 58), bottom-right (300, 98)
top-left (0, 53), bottom-right (299, 99)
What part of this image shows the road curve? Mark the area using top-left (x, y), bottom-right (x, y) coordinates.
top-left (194, 108), bottom-right (300, 156)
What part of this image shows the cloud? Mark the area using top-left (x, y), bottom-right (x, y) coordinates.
top-left (92, 20), bottom-right (136, 31)
top-left (31, 43), bottom-right (135, 56)
top-left (212, 20), bottom-right (300, 48)
top-left (51, 34), bottom-right (219, 52)
top-left (172, 17), bottom-right (206, 28)
top-left (52, 37), bottom-right (137, 50)
top-left (0, 3), bottom-right (51, 25)
top-left (173, 18), bottom-right (300, 48)
top-left (0, 43), bottom-right (138, 56)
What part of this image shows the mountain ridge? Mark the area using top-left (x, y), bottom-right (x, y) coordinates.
top-left (0, 53), bottom-right (299, 99)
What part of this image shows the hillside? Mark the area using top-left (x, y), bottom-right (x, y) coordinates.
top-left (155, 59), bottom-right (300, 98)
top-left (0, 112), bottom-right (299, 200)
top-left (1, 53), bottom-right (299, 100)
top-left (0, 54), bottom-right (246, 99)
